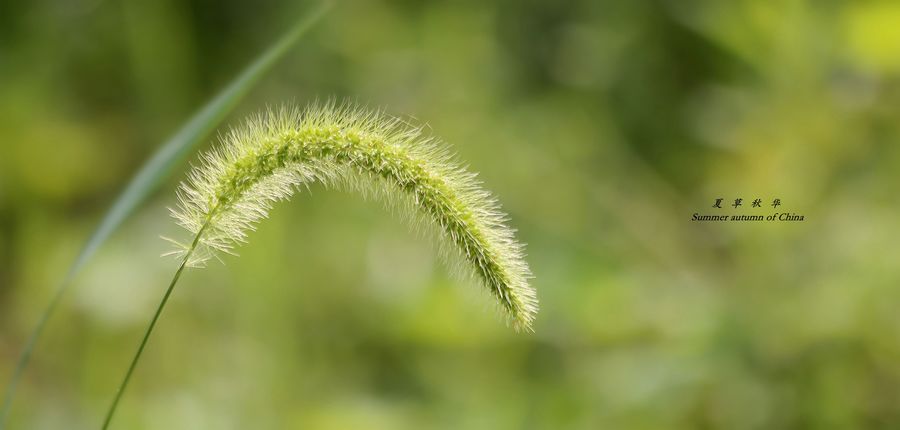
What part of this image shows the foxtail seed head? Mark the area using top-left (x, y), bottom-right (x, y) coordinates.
top-left (168, 103), bottom-right (537, 330)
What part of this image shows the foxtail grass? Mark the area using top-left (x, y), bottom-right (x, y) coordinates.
top-left (101, 102), bottom-right (537, 428)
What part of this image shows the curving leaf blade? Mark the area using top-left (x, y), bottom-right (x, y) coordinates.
top-left (0, 3), bottom-right (332, 427)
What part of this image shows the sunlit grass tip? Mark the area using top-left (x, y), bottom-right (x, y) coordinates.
top-left (167, 102), bottom-right (538, 329)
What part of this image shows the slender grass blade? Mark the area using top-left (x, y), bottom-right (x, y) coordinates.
top-left (0, 3), bottom-right (331, 427)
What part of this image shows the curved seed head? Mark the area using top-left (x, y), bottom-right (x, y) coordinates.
top-left (169, 103), bottom-right (537, 331)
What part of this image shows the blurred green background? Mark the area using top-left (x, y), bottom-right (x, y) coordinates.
top-left (2, 0), bottom-right (900, 428)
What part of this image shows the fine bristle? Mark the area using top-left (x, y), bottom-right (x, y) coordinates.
top-left (169, 102), bottom-right (538, 330)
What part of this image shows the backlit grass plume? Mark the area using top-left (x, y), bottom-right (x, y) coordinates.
top-left (170, 103), bottom-right (537, 324)
top-left (102, 102), bottom-right (536, 428)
